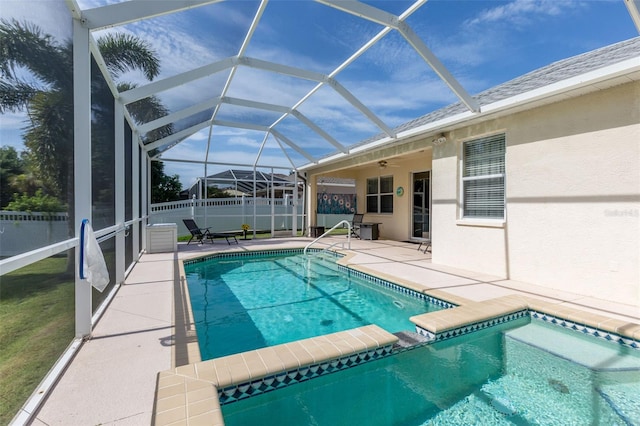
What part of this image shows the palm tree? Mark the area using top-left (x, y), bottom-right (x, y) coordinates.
top-left (0, 19), bottom-right (173, 271)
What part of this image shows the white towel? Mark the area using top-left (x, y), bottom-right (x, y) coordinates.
top-left (80, 219), bottom-right (110, 292)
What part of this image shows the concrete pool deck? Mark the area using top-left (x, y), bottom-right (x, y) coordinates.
top-left (29, 237), bottom-right (640, 425)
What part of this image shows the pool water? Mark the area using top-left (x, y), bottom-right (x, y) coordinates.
top-left (222, 319), bottom-right (640, 425)
top-left (185, 252), bottom-right (443, 359)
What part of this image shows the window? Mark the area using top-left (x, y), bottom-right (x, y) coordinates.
top-left (366, 176), bottom-right (393, 213)
top-left (462, 134), bottom-right (505, 219)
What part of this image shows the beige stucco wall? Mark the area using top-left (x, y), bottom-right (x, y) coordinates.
top-left (352, 153), bottom-right (431, 241)
top-left (308, 143), bottom-right (432, 241)
top-left (432, 80), bottom-right (640, 305)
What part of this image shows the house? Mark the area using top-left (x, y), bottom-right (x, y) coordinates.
top-left (301, 37), bottom-right (640, 306)
top-left (184, 169), bottom-right (302, 199)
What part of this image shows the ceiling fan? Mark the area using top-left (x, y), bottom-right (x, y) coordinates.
top-left (378, 160), bottom-right (400, 169)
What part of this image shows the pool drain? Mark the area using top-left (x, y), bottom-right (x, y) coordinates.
top-left (393, 300), bottom-right (405, 309)
top-left (321, 319), bottom-right (334, 326)
top-left (548, 378), bottom-right (569, 394)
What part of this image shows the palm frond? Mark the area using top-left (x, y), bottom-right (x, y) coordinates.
top-left (98, 33), bottom-right (160, 81)
top-left (0, 80), bottom-right (39, 113)
top-left (0, 19), bottom-right (70, 89)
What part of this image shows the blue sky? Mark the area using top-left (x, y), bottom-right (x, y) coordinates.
top-left (1, 0), bottom-right (638, 187)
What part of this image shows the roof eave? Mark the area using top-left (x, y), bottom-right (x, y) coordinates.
top-left (299, 56), bottom-right (640, 172)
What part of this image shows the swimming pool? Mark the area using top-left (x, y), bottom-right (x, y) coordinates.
top-left (221, 318), bottom-right (640, 425)
top-left (184, 250), bottom-right (447, 359)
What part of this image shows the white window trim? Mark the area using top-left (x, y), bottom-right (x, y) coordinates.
top-left (458, 133), bottom-right (506, 225)
top-left (366, 175), bottom-right (394, 214)
top-left (456, 218), bottom-right (506, 228)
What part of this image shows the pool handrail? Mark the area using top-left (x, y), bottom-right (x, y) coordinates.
top-left (304, 220), bottom-right (351, 255)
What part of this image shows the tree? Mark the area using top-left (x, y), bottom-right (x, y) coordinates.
top-left (0, 19), bottom-right (167, 206)
top-left (151, 161), bottom-right (182, 203)
top-left (0, 19), bottom-right (173, 272)
top-left (207, 185), bottom-right (229, 198)
top-left (6, 189), bottom-right (65, 213)
top-left (0, 146), bottom-right (24, 208)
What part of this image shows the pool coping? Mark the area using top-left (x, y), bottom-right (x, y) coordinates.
top-left (154, 247), bottom-right (640, 426)
top-left (153, 325), bottom-right (398, 426)
top-left (410, 294), bottom-right (640, 347)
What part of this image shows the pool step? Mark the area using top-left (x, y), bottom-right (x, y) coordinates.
top-left (597, 385), bottom-right (640, 425)
top-left (505, 321), bottom-right (640, 371)
top-left (275, 255), bottom-right (340, 279)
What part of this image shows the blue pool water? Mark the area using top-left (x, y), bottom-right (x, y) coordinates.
top-left (222, 318), bottom-right (640, 425)
top-left (184, 251), bottom-right (444, 359)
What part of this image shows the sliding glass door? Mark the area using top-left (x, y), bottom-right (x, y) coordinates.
top-left (412, 171), bottom-right (431, 241)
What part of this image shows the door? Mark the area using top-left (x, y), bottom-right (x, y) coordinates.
top-left (411, 171), bottom-right (431, 241)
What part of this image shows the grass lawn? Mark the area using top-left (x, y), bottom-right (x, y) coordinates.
top-left (0, 229), bottom-right (350, 423)
top-left (0, 257), bottom-right (74, 425)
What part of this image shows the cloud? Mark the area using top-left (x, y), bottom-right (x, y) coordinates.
top-left (464, 0), bottom-right (576, 28)
top-left (226, 136), bottom-right (265, 148)
top-left (2, 1), bottom-right (72, 41)
top-left (0, 115), bottom-right (28, 151)
top-left (81, 1), bottom-right (460, 156)
top-left (0, 111), bottom-right (28, 128)
top-left (3, 0), bottom-right (622, 177)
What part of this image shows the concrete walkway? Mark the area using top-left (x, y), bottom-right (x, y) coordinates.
top-left (29, 237), bottom-right (640, 425)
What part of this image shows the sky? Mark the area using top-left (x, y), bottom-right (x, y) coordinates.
top-left (1, 0), bottom-right (638, 188)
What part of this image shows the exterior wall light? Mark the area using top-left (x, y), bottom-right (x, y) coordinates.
top-left (432, 134), bottom-right (447, 146)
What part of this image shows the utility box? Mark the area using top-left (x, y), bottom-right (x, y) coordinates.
top-left (146, 223), bottom-right (177, 253)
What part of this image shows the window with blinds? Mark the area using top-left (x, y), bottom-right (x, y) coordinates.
top-left (462, 134), bottom-right (505, 219)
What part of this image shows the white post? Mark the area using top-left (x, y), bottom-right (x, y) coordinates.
top-left (253, 169), bottom-right (257, 237)
top-left (142, 156), bottom-right (149, 252)
top-left (73, 19), bottom-right (92, 338)
top-left (292, 171), bottom-right (298, 236)
top-left (115, 100), bottom-right (125, 286)
top-left (132, 131), bottom-right (140, 258)
top-left (242, 194), bottom-right (246, 227)
top-left (270, 172), bottom-right (275, 235)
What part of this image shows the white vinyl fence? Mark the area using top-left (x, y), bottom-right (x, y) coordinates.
top-left (0, 197), bottom-right (308, 257)
top-left (0, 211), bottom-right (70, 257)
top-left (316, 214), bottom-right (354, 229)
top-left (149, 197), bottom-right (306, 237)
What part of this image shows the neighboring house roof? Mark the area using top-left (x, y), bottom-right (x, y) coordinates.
top-left (313, 36), bottom-right (640, 164)
top-left (187, 169), bottom-right (298, 195)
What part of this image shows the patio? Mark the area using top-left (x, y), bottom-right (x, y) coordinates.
top-left (2, 2), bottom-right (639, 425)
top-left (28, 237), bottom-right (640, 425)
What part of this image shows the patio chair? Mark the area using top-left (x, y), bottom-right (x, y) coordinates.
top-left (418, 240), bottom-right (431, 253)
top-left (350, 213), bottom-right (364, 239)
top-left (182, 219), bottom-right (238, 245)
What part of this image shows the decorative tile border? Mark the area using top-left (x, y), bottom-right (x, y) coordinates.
top-left (415, 310), bottom-right (529, 342)
top-left (183, 248), bottom-right (304, 265)
top-left (183, 248), bottom-right (341, 266)
top-left (217, 344), bottom-right (395, 405)
top-left (339, 266), bottom-right (457, 309)
top-left (414, 309), bottom-right (640, 351)
top-left (529, 311), bottom-right (640, 350)
top-left (184, 248), bottom-right (456, 310)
